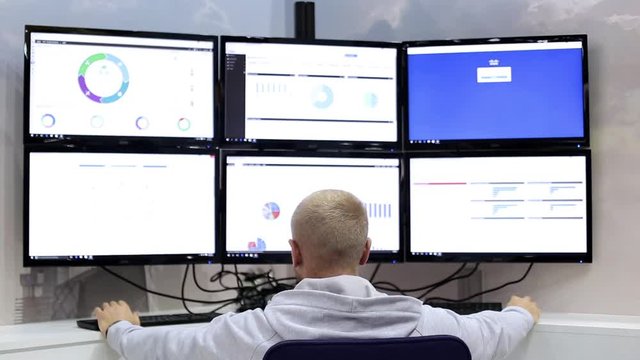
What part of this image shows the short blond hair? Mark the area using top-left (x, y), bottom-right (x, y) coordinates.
top-left (291, 189), bottom-right (368, 268)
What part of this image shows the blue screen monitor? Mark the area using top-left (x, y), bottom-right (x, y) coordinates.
top-left (406, 150), bottom-right (592, 263)
top-left (404, 35), bottom-right (589, 149)
top-left (221, 151), bottom-right (402, 263)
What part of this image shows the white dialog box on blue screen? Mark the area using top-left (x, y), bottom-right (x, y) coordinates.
top-left (477, 66), bottom-right (512, 83)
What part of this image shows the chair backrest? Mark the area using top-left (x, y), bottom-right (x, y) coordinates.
top-left (263, 335), bottom-right (472, 360)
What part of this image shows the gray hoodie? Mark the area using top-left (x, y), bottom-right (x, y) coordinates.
top-left (107, 275), bottom-right (533, 360)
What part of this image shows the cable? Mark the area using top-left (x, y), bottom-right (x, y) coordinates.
top-left (418, 262), bottom-right (479, 300)
top-left (425, 262), bottom-right (534, 303)
top-left (372, 280), bottom-right (406, 294)
top-left (233, 264), bottom-right (243, 289)
top-left (209, 299), bottom-right (237, 314)
top-left (192, 264), bottom-right (240, 294)
top-left (373, 263), bottom-right (468, 295)
top-left (181, 264), bottom-right (195, 314)
top-left (100, 266), bottom-right (236, 304)
top-left (369, 263), bottom-right (382, 282)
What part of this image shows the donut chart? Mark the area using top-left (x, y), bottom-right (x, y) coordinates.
top-left (78, 53), bottom-right (129, 104)
top-left (312, 85), bottom-right (334, 109)
top-left (364, 92), bottom-right (378, 108)
top-left (262, 202), bottom-right (281, 220)
top-left (135, 116), bottom-right (150, 130)
top-left (90, 115), bottom-right (105, 128)
top-left (178, 117), bottom-right (191, 131)
top-left (41, 114), bottom-right (56, 128)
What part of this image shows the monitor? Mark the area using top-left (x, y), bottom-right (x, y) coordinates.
top-left (24, 25), bottom-right (217, 144)
top-left (406, 151), bottom-right (591, 262)
top-left (24, 149), bottom-right (217, 266)
top-left (222, 151), bottom-right (402, 263)
top-left (222, 37), bottom-right (400, 149)
top-left (404, 35), bottom-right (588, 149)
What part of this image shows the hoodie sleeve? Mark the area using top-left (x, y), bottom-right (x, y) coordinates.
top-left (106, 320), bottom-right (217, 359)
top-left (417, 305), bottom-right (534, 360)
top-left (106, 310), bottom-right (277, 360)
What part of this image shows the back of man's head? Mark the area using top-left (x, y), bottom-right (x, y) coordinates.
top-left (291, 189), bottom-right (369, 273)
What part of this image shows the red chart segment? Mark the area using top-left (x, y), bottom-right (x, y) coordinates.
top-left (262, 202), bottom-right (281, 220)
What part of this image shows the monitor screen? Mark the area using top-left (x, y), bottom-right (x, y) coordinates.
top-left (223, 153), bottom-right (401, 263)
top-left (25, 150), bottom-right (217, 266)
top-left (407, 151), bottom-right (591, 262)
top-left (405, 35), bottom-right (588, 147)
top-left (222, 37), bottom-right (399, 147)
top-left (25, 26), bottom-right (216, 143)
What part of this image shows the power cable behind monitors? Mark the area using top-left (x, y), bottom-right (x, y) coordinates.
top-left (100, 265), bottom-right (296, 316)
top-left (370, 263), bottom-right (533, 304)
top-left (371, 263), bottom-right (471, 296)
top-left (424, 263), bottom-right (535, 303)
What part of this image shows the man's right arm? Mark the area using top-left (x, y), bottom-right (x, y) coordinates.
top-left (419, 296), bottom-right (539, 360)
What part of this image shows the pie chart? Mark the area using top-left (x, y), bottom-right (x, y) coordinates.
top-left (364, 92), bottom-right (378, 108)
top-left (262, 202), bottom-right (281, 220)
top-left (312, 85), bottom-right (334, 109)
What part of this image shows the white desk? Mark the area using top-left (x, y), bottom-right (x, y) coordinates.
top-left (506, 313), bottom-right (640, 360)
top-left (1, 313), bottom-right (639, 359)
top-left (0, 319), bottom-right (118, 359)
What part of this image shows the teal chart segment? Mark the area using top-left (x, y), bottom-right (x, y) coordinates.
top-left (312, 84), bottom-right (334, 109)
top-left (78, 53), bottom-right (129, 104)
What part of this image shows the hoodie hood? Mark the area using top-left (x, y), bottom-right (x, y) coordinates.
top-left (264, 275), bottom-right (424, 340)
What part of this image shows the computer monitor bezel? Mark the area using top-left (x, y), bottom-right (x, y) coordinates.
top-left (404, 149), bottom-right (592, 263)
top-left (402, 34), bottom-right (590, 150)
top-left (23, 145), bottom-right (220, 267)
top-left (23, 25), bottom-right (219, 148)
top-left (220, 149), bottom-right (405, 264)
top-left (220, 36), bottom-right (402, 151)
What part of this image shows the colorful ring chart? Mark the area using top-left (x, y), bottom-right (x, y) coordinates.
top-left (312, 85), bottom-right (334, 109)
top-left (177, 117), bottom-right (191, 131)
top-left (135, 116), bottom-right (150, 130)
top-left (78, 53), bottom-right (129, 104)
top-left (262, 202), bottom-right (281, 220)
top-left (41, 114), bottom-right (56, 128)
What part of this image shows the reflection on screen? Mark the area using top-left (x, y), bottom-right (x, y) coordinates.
top-left (28, 152), bottom-right (216, 258)
top-left (409, 155), bottom-right (588, 255)
top-left (28, 31), bottom-right (215, 140)
top-left (224, 41), bottom-right (398, 143)
top-left (407, 41), bottom-right (586, 143)
top-left (225, 155), bottom-right (400, 256)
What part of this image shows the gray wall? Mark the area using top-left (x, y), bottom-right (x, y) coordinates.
top-left (2, 0), bottom-right (639, 324)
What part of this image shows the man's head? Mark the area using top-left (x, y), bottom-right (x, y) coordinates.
top-left (289, 189), bottom-right (371, 280)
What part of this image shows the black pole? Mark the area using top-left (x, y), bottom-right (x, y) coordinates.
top-left (294, 1), bottom-right (315, 40)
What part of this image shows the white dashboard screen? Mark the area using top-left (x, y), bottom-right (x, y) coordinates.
top-left (224, 42), bottom-right (398, 142)
top-left (225, 156), bottom-right (400, 253)
top-left (28, 32), bottom-right (215, 140)
top-left (28, 152), bottom-right (216, 258)
top-left (409, 155), bottom-right (588, 255)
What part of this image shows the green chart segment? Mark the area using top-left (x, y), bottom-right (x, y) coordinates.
top-left (78, 53), bottom-right (129, 104)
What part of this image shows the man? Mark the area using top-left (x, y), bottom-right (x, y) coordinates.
top-left (96, 189), bottom-right (540, 360)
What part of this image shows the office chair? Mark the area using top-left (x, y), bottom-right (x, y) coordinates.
top-left (263, 335), bottom-right (472, 360)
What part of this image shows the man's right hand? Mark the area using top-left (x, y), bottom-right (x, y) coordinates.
top-left (507, 295), bottom-right (540, 323)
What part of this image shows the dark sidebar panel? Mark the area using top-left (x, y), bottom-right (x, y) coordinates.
top-left (224, 54), bottom-right (246, 139)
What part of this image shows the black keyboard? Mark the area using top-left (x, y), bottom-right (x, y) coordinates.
top-left (426, 302), bottom-right (503, 315)
top-left (77, 312), bottom-right (223, 331)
